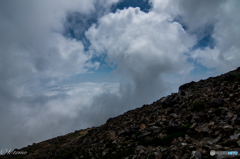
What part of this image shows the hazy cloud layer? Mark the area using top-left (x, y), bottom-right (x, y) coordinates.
top-left (0, 0), bottom-right (240, 151)
top-left (0, 0), bottom-right (119, 150)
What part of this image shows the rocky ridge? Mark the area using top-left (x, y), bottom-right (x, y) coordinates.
top-left (2, 67), bottom-right (240, 159)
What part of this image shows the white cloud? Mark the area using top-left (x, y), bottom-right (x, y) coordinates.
top-left (84, 7), bottom-right (197, 126)
top-left (188, 0), bottom-right (240, 72)
top-left (0, 1), bottom-right (101, 80)
top-left (150, 0), bottom-right (223, 30)
top-left (86, 7), bottom-right (196, 101)
top-left (86, 7), bottom-right (195, 77)
top-left (149, 0), bottom-right (240, 72)
top-left (0, 0), bottom-right (120, 150)
top-left (1, 82), bottom-right (119, 150)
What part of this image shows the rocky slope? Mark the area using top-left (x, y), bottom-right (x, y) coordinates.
top-left (2, 67), bottom-right (240, 159)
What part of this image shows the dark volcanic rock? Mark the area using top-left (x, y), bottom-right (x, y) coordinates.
top-left (211, 98), bottom-right (225, 108)
top-left (178, 81), bottom-right (196, 95)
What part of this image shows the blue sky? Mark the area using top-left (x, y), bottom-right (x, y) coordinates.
top-left (0, 0), bottom-right (240, 150)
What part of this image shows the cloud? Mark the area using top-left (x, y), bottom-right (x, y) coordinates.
top-left (63, 0), bottom-right (121, 41)
top-left (150, 0), bottom-right (223, 30)
top-left (0, 0), bottom-right (101, 105)
top-left (150, 0), bottom-right (240, 73)
top-left (184, 0), bottom-right (240, 72)
top-left (86, 6), bottom-right (195, 90)
top-left (0, 0), bottom-right (119, 150)
top-left (0, 82), bottom-right (119, 150)
top-left (149, 0), bottom-right (240, 72)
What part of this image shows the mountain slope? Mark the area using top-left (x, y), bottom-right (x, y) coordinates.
top-left (2, 67), bottom-right (240, 159)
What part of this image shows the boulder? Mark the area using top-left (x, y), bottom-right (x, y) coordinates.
top-left (211, 98), bottom-right (225, 108)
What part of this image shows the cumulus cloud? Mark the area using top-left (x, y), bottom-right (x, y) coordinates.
top-left (0, 0), bottom-right (101, 104)
top-left (149, 0), bottom-right (240, 72)
top-left (86, 7), bottom-right (195, 94)
top-left (150, 0), bottom-right (223, 30)
top-left (186, 0), bottom-right (240, 72)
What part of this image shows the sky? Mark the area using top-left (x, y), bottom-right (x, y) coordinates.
top-left (0, 0), bottom-right (240, 150)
